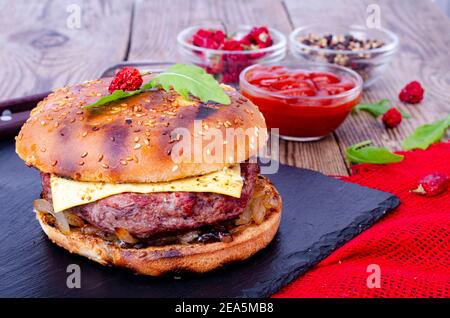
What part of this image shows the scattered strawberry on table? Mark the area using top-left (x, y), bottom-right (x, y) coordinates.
top-left (399, 80), bottom-right (424, 104)
top-left (411, 173), bottom-right (449, 197)
top-left (382, 108), bottom-right (403, 128)
top-left (191, 26), bottom-right (274, 83)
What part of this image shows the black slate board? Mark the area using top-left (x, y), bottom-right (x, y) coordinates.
top-left (0, 139), bottom-right (399, 297)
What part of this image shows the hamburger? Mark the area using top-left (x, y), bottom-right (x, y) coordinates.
top-left (15, 67), bottom-right (282, 276)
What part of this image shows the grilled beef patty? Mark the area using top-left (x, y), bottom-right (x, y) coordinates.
top-left (41, 163), bottom-right (259, 238)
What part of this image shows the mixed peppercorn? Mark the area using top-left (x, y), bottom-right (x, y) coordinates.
top-left (191, 26), bottom-right (274, 83)
top-left (298, 33), bottom-right (385, 81)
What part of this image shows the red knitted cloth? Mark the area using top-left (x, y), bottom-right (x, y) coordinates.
top-left (273, 142), bottom-right (450, 298)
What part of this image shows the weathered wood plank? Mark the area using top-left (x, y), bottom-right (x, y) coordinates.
top-left (284, 0), bottom-right (450, 163)
top-left (130, 0), bottom-right (349, 175)
top-left (0, 0), bottom-right (133, 99)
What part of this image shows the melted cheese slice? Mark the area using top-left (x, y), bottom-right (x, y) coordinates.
top-left (50, 165), bottom-right (243, 212)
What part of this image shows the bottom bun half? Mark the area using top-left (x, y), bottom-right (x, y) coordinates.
top-left (36, 177), bottom-right (282, 276)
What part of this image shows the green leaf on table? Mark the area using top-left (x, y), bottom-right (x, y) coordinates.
top-left (83, 89), bottom-right (142, 110)
top-left (353, 99), bottom-right (411, 119)
top-left (143, 64), bottom-right (231, 105)
top-left (403, 115), bottom-right (450, 150)
top-left (346, 140), bottom-right (404, 164)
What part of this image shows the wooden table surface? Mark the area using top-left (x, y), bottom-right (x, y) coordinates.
top-left (1, 0), bottom-right (449, 176)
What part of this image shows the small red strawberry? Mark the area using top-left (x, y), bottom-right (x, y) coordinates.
top-left (399, 81), bottom-right (424, 104)
top-left (192, 29), bottom-right (225, 49)
top-left (382, 108), bottom-right (402, 128)
top-left (222, 39), bottom-right (244, 51)
top-left (247, 26), bottom-right (273, 47)
top-left (411, 173), bottom-right (449, 197)
top-left (108, 67), bottom-right (143, 93)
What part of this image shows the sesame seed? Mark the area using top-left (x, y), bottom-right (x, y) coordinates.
top-left (101, 163), bottom-right (109, 169)
top-left (144, 138), bottom-right (150, 146)
top-left (133, 143), bottom-right (142, 150)
top-left (134, 137), bottom-right (140, 143)
top-left (79, 160), bottom-right (85, 166)
top-left (120, 160), bottom-right (127, 165)
top-left (70, 118), bottom-right (75, 123)
top-left (110, 137), bottom-right (115, 141)
top-left (54, 122), bottom-right (59, 128)
top-left (40, 120), bottom-right (47, 126)
top-left (81, 152), bottom-right (88, 158)
top-left (51, 160), bottom-right (58, 166)
top-left (133, 155), bottom-right (139, 163)
top-left (97, 154), bottom-right (103, 162)
top-left (40, 147), bottom-right (46, 152)
top-left (172, 165), bottom-right (178, 172)
top-left (82, 131), bottom-right (88, 137)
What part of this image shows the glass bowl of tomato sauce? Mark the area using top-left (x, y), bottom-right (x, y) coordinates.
top-left (239, 63), bottom-right (363, 141)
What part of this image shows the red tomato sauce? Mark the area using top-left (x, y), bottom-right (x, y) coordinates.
top-left (240, 65), bottom-right (362, 139)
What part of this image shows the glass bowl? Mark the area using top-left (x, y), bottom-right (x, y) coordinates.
top-left (177, 25), bottom-right (287, 84)
top-left (289, 24), bottom-right (399, 87)
top-left (240, 62), bottom-right (363, 141)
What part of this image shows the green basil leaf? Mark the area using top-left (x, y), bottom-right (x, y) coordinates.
top-left (403, 115), bottom-right (450, 150)
top-left (353, 99), bottom-right (411, 119)
top-left (346, 140), bottom-right (404, 164)
top-left (144, 64), bottom-right (231, 105)
top-left (83, 89), bottom-right (142, 110)
top-left (353, 99), bottom-right (390, 117)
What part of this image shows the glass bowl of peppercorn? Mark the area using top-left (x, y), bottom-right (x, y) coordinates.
top-left (177, 24), bottom-right (287, 84)
top-left (289, 24), bottom-right (399, 87)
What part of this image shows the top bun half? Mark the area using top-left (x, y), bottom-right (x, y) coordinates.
top-left (15, 76), bottom-right (267, 183)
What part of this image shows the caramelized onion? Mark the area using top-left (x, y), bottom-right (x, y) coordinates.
top-left (236, 177), bottom-right (280, 226)
top-left (179, 230), bottom-right (200, 245)
top-left (252, 199), bottom-right (266, 225)
top-left (33, 199), bottom-right (70, 235)
top-left (236, 204), bottom-right (252, 225)
top-left (64, 212), bottom-right (85, 227)
top-left (33, 199), bottom-right (53, 215)
top-left (115, 228), bottom-right (138, 244)
top-left (81, 225), bottom-right (116, 241)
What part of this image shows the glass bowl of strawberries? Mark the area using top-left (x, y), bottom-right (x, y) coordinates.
top-left (177, 25), bottom-right (287, 84)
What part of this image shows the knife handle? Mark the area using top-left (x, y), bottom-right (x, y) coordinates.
top-left (0, 91), bottom-right (50, 113)
top-left (0, 110), bottom-right (31, 140)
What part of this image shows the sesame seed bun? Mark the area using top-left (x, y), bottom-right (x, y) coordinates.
top-left (15, 76), bottom-right (267, 183)
top-left (35, 176), bottom-right (281, 276)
